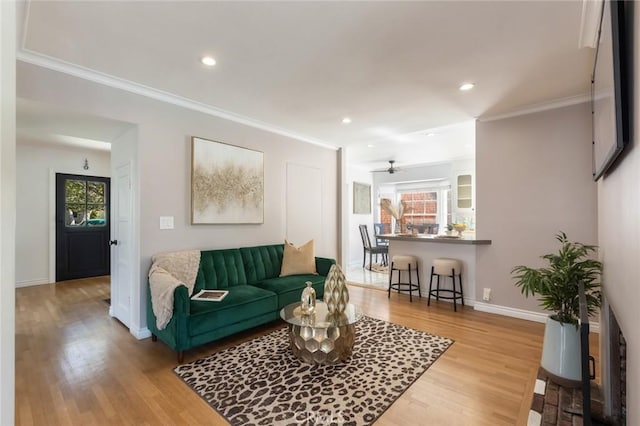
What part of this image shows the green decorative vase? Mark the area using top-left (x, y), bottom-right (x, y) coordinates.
top-left (323, 264), bottom-right (349, 314)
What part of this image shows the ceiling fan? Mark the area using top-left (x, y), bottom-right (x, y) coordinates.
top-left (373, 160), bottom-right (400, 174)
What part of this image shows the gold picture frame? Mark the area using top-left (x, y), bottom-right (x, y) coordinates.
top-left (191, 137), bottom-right (264, 224)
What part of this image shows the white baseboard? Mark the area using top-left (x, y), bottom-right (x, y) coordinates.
top-left (473, 302), bottom-right (599, 333)
top-left (107, 309), bottom-right (152, 339)
top-left (474, 302), bottom-right (548, 323)
top-left (16, 278), bottom-right (50, 288)
top-left (131, 327), bottom-right (152, 340)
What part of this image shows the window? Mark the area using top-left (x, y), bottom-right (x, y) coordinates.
top-left (378, 192), bottom-right (394, 234)
top-left (400, 191), bottom-right (438, 228)
top-left (378, 185), bottom-right (450, 233)
top-left (65, 179), bottom-right (107, 227)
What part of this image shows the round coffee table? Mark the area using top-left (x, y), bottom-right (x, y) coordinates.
top-left (280, 301), bottom-right (363, 364)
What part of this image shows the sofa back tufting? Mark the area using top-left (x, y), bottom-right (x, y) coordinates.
top-left (240, 244), bottom-right (284, 284)
top-left (194, 249), bottom-right (248, 292)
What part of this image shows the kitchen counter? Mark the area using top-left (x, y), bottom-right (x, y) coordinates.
top-left (380, 234), bottom-right (491, 245)
top-left (379, 234), bottom-right (491, 304)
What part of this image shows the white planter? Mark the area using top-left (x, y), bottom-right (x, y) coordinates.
top-left (540, 316), bottom-right (581, 384)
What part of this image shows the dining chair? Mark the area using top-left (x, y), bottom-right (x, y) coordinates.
top-left (407, 223), bottom-right (439, 234)
top-left (373, 223), bottom-right (389, 246)
top-left (358, 224), bottom-right (388, 269)
top-left (425, 223), bottom-right (439, 234)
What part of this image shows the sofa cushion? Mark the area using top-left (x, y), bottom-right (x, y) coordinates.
top-left (240, 244), bottom-right (284, 284)
top-left (252, 274), bottom-right (326, 309)
top-left (188, 285), bottom-right (277, 336)
top-left (280, 239), bottom-right (318, 277)
top-left (193, 249), bottom-right (247, 293)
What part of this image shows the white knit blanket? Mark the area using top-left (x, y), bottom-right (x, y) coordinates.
top-left (148, 250), bottom-right (201, 330)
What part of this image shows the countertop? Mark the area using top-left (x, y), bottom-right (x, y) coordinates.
top-left (379, 234), bottom-right (491, 245)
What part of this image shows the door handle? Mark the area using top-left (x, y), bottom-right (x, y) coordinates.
top-left (109, 240), bottom-right (118, 246)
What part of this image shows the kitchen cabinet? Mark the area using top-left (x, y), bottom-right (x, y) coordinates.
top-left (456, 173), bottom-right (473, 210)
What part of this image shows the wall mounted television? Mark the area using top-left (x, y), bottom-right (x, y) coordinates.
top-left (591, 0), bottom-right (632, 181)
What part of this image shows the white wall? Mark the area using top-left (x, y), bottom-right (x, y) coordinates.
top-left (15, 140), bottom-right (111, 286)
top-left (476, 102), bottom-right (597, 312)
top-left (597, 4), bottom-right (639, 422)
top-left (286, 162), bottom-right (323, 246)
top-left (346, 165), bottom-right (373, 267)
top-left (0, 1), bottom-right (16, 423)
top-left (17, 62), bottom-right (339, 333)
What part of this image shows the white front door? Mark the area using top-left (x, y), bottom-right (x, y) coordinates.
top-left (110, 163), bottom-right (132, 327)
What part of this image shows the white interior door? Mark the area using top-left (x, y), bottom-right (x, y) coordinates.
top-left (110, 163), bottom-right (132, 327)
top-left (286, 163), bottom-right (322, 247)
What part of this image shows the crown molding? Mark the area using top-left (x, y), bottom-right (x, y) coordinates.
top-left (478, 94), bottom-right (591, 123)
top-left (16, 48), bottom-right (339, 151)
top-left (579, 0), bottom-right (603, 49)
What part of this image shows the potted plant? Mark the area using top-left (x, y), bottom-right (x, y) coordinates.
top-left (380, 199), bottom-right (409, 234)
top-left (452, 222), bottom-right (466, 236)
top-left (445, 223), bottom-right (454, 235)
top-left (511, 232), bottom-right (601, 385)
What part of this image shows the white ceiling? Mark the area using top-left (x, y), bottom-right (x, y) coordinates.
top-left (18, 1), bottom-right (594, 166)
top-left (349, 120), bottom-right (476, 171)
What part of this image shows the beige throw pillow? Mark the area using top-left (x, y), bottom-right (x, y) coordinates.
top-left (280, 239), bottom-right (318, 277)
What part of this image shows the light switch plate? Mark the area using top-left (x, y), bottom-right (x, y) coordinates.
top-left (159, 216), bottom-right (174, 230)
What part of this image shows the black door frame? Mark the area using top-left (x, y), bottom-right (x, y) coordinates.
top-left (55, 173), bottom-right (111, 282)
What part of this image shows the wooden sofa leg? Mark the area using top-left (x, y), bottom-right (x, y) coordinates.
top-left (151, 334), bottom-right (157, 342)
top-left (177, 351), bottom-right (184, 364)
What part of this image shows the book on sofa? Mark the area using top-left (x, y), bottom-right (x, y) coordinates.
top-left (191, 289), bottom-right (229, 302)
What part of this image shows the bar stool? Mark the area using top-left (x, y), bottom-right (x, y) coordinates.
top-left (428, 258), bottom-right (464, 311)
top-left (388, 255), bottom-right (421, 302)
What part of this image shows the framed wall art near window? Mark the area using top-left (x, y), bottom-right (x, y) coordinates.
top-left (353, 182), bottom-right (371, 214)
top-left (191, 137), bottom-right (264, 224)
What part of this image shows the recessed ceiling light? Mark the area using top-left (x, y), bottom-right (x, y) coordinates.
top-left (201, 56), bottom-right (216, 66)
top-left (426, 132), bottom-right (436, 137)
top-left (367, 144), bottom-right (374, 148)
top-left (342, 117), bottom-right (352, 124)
top-left (459, 83), bottom-right (475, 91)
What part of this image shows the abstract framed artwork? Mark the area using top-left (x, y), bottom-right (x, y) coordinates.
top-left (191, 137), bottom-right (264, 224)
top-left (353, 182), bottom-right (371, 214)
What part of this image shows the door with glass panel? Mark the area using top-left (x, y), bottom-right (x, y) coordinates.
top-left (56, 173), bottom-right (111, 281)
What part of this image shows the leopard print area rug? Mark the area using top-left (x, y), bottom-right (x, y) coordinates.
top-left (174, 316), bottom-right (453, 425)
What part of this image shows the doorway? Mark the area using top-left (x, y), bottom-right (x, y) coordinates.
top-left (55, 173), bottom-right (111, 281)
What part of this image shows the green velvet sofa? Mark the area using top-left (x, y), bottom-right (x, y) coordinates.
top-left (146, 243), bottom-right (336, 362)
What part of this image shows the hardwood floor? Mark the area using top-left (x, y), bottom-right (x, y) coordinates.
top-left (15, 277), bottom-right (598, 425)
